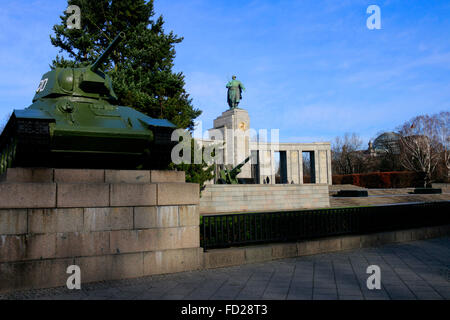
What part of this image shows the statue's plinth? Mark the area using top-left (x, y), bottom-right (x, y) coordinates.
top-left (213, 108), bottom-right (250, 131)
top-left (209, 108), bottom-right (251, 178)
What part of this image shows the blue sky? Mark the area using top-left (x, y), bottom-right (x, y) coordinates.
top-left (1, 0), bottom-right (449, 146)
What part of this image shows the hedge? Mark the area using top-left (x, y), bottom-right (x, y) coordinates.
top-left (332, 171), bottom-right (422, 188)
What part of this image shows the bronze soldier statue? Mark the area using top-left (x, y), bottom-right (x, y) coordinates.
top-left (226, 76), bottom-right (245, 109)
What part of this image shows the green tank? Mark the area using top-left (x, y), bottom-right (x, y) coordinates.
top-left (0, 32), bottom-right (176, 174)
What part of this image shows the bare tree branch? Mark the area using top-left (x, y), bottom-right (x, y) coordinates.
top-left (332, 133), bottom-right (365, 175)
top-left (397, 114), bottom-right (443, 187)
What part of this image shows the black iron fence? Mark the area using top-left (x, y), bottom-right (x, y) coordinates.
top-left (200, 201), bottom-right (450, 250)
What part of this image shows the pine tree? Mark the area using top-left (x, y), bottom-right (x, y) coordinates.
top-left (50, 0), bottom-right (201, 130)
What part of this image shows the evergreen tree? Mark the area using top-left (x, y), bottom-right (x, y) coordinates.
top-left (50, 0), bottom-right (201, 130)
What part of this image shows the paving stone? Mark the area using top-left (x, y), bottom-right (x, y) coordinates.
top-left (431, 286), bottom-right (450, 299)
top-left (313, 287), bottom-right (337, 295)
top-left (313, 280), bottom-right (336, 288)
top-left (236, 294), bottom-right (264, 300)
top-left (313, 294), bottom-right (338, 300)
top-left (290, 281), bottom-right (313, 289)
top-left (412, 290), bottom-right (443, 300)
top-left (239, 287), bottom-right (265, 296)
top-left (362, 291), bottom-right (391, 300)
top-left (383, 285), bottom-right (416, 300)
top-left (339, 295), bottom-right (364, 300)
top-left (161, 294), bottom-right (188, 300)
top-left (287, 293), bottom-right (312, 300)
top-left (85, 288), bottom-right (123, 299)
top-left (262, 292), bottom-right (287, 299)
top-left (288, 284), bottom-right (313, 292)
top-left (337, 287), bottom-right (363, 296)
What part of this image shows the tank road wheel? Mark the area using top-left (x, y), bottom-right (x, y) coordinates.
top-left (0, 137), bottom-right (17, 175)
top-left (1, 140), bottom-right (11, 174)
top-left (5, 143), bottom-right (11, 169)
top-left (7, 137), bottom-right (17, 168)
top-left (0, 149), bottom-right (5, 175)
top-left (1, 144), bottom-right (9, 174)
top-left (11, 137), bottom-right (17, 165)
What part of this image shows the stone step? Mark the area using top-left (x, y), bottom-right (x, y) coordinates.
top-left (0, 167), bottom-right (185, 184)
top-left (329, 184), bottom-right (367, 191)
top-left (330, 187), bottom-right (417, 196)
top-left (367, 188), bottom-right (414, 195)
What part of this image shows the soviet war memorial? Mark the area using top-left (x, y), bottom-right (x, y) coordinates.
top-left (0, 0), bottom-right (449, 314)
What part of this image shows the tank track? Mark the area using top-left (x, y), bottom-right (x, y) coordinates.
top-left (0, 135), bottom-right (17, 175)
top-left (0, 117), bottom-right (51, 174)
top-left (0, 117), bottom-right (175, 173)
top-left (149, 127), bottom-right (176, 169)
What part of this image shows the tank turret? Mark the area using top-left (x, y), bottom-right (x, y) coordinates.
top-left (33, 32), bottom-right (125, 103)
top-left (0, 32), bottom-right (176, 174)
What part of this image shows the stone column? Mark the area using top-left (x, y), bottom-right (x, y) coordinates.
top-left (327, 149), bottom-right (333, 185)
top-left (211, 108), bottom-right (251, 178)
top-left (290, 150), bottom-right (300, 184)
top-left (299, 150), bottom-right (304, 185)
top-left (313, 150), bottom-right (318, 184)
top-left (318, 150), bottom-right (329, 184)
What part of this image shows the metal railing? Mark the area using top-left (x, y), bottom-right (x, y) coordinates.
top-left (200, 201), bottom-right (450, 250)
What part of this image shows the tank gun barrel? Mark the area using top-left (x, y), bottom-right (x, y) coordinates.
top-left (91, 32), bottom-right (126, 72)
top-left (229, 156), bottom-right (250, 175)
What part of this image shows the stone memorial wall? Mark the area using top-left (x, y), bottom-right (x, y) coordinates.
top-left (200, 184), bottom-right (330, 214)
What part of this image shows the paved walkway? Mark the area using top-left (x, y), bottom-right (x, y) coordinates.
top-left (1, 237), bottom-right (450, 300)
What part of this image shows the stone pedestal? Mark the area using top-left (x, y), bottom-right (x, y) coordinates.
top-left (210, 108), bottom-right (251, 178)
top-left (0, 168), bottom-right (201, 294)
